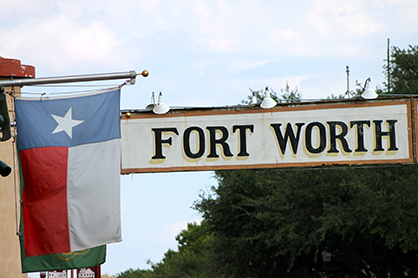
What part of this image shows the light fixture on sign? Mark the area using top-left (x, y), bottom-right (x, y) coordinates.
top-left (153, 92), bottom-right (170, 114)
top-left (146, 92), bottom-right (156, 109)
top-left (361, 78), bottom-right (378, 99)
top-left (251, 92), bottom-right (257, 105)
top-left (260, 87), bottom-right (277, 109)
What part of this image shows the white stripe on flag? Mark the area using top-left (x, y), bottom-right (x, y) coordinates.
top-left (67, 139), bottom-right (122, 251)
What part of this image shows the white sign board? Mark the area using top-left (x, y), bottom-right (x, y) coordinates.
top-left (48, 271), bottom-right (66, 278)
top-left (121, 100), bottom-right (413, 174)
top-left (78, 268), bottom-right (95, 278)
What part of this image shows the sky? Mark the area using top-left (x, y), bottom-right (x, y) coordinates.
top-left (1, 0), bottom-right (418, 277)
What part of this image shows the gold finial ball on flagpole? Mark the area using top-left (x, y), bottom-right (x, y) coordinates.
top-left (141, 70), bottom-right (149, 77)
top-left (125, 112), bottom-right (132, 118)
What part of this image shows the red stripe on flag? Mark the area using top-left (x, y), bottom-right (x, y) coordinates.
top-left (21, 146), bottom-right (71, 256)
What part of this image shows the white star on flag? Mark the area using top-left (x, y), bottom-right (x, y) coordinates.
top-left (51, 107), bottom-right (84, 138)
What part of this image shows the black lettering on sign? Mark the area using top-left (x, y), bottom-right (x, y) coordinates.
top-left (183, 126), bottom-right (205, 159)
top-left (373, 120), bottom-right (398, 151)
top-left (151, 127), bottom-right (179, 159)
top-left (206, 126), bottom-right (233, 158)
top-left (350, 120), bottom-right (370, 152)
top-left (232, 125), bottom-right (254, 157)
top-left (327, 121), bottom-right (352, 153)
top-left (305, 122), bottom-right (326, 154)
top-left (270, 123), bottom-right (305, 155)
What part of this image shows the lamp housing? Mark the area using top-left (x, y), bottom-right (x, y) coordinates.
top-left (146, 92), bottom-right (156, 109)
top-left (153, 92), bottom-right (170, 114)
top-left (361, 78), bottom-right (378, 99)
top-left (260, 87), bottom-right (277, 109)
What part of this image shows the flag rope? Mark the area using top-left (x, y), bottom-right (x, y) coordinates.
top-left (18, 80), bottom-right (132, 97)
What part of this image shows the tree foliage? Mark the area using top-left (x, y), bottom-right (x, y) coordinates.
top-left (145, 221), bottom-right (218, 278)
top-left (115, 221), bottom-right (222, 278)
top-left (195, 166), bottom-right (418, 277)
top-left (385, 45), bottom-right (418, 94)
top-left (115, 268), bottom-right (151, 278)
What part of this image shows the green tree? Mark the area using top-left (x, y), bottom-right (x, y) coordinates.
top-left (115, 268), bottom-right (151, 278)
top-left (195, 166), bottom-right (418, 277)
top-left (385, 45), bottom-right (418, 94)
top-left (114, 222), bottom-right (217, 278)
top-left (144, 220), bottom-right (223, 278)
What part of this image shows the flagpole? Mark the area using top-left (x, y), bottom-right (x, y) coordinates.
top-left (0, 70), bottom-right (149, 87)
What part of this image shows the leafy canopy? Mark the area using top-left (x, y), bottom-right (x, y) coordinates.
top-left (385, 45), bottom-right (418, 94)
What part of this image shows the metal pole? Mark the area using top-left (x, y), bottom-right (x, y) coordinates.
top-left (387, 38), bottom-right (390, 93)
top-left (346, 65), bottom-right (350, 94)
top-left (0, 70), bottom-right (149, 87)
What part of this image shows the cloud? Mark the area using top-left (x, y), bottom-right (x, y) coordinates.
top-left (3, 0), bottom-right (415, 78)
top-left (305, 0), bottom-right (387, 36)
top-left (0, 15), bottom-right (129, 74)
top-left (0, 0), bottom-right (58, 23)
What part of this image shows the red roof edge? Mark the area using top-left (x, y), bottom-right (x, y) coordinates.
top-left (0, 56), bottom-right (35, 78)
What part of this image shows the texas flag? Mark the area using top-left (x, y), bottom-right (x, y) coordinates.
top-left (15, 88), bottom-right (122, 257)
